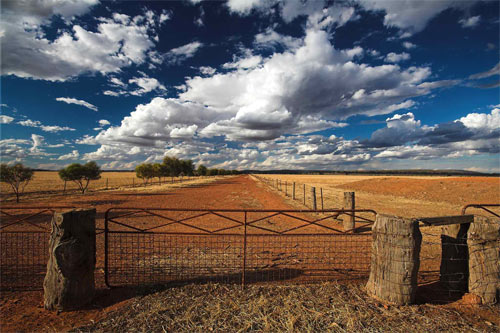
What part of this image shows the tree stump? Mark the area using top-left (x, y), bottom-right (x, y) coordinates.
top-left (44, 209), bottom-right (96, 311)
top-left (440, 223), bottom-right (469, 293)
top-left (467, 216), bottom-right (500, 305)
top-left (366, 214), bottom-right (422, 305)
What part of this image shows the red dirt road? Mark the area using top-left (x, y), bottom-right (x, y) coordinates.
top-left (1, 175), bottom-right (298, 332)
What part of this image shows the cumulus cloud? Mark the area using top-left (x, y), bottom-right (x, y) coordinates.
top-left (99, 119), bottom-right (111, 127)
top-left (1, 5), bottom-right (162, 81)
top-left (104, 73), bottom-right (166, 96)
top-left (18, 119), bottom-right (76, 132)
top-left (356, 0), bottom-right (475, 34)
top-left (58, 150), bottom-right (80, 160)
top-left (55, 97), bottom-right (98, 111)
top-left (165, 41), bottom-right (203, 65)
top-left (0, 115), bottom-right (14, 124)
top-left (384, 52), bottom-right (410, 63)
top-left (199, 66), bottom-right (216, 75)
top-left (129, 75), bottom-right (166, 96)
top-left (459, 15), bottom-right (480, 28)
top-left (402, 41), bottom-right (416, 49)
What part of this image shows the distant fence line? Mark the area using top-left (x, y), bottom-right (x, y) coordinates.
top-left (252, 175), bottom-right (339, 211)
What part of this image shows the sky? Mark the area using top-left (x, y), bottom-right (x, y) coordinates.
top-left (0, 0), bottom-right (499, 172)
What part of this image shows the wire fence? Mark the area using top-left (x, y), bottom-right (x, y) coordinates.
top-left (253, 175), bottom-right (330, 210)
top-left (0, 206), bottom-right (106, 291)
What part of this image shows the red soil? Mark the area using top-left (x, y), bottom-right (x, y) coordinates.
top-left (0, 175), bottom-right (296, 332)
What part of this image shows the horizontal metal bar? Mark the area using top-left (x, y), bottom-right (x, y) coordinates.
top-left (418, 215), bottom-right (474, 227)
top-left (461, 203), bottom-right (500, 215)
top-left (105, 207), bottom-right (377, 214)
top-left (105, 230), bottom-right (372, 236)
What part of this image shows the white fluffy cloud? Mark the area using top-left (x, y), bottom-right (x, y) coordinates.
top-left (18, 119), bottom-right (76, 132)
top-left (384, 52), bottom-right (410, 63)
top-left (56, 97), bottom-right (98, 111)
top-left (459, 15), bottom-right (481, 28)
top-left (165, 41), bottom-right (203, 65)
top-left (356, 0), bottom-right (475, 34)
top-left (1, 5), bottom-right (162, 81)
top-left (99, 119), bottom-right (111, 127)
top-left (0, 115), bottom-right (14, 124)
top-left (58, 150), bottom-right (80, 160)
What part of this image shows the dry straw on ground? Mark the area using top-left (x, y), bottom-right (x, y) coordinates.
top-left (73, 283), bottom-right (499, 332)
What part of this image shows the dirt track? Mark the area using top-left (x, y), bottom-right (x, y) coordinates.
top-left (1, 175), bottom-right (301, 332)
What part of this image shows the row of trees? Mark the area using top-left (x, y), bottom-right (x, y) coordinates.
top-left (135, 156), bottom-right (239, 184)
top-left (1, 158), bottom-right (240, 202)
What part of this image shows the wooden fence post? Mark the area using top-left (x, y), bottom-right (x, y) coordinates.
top-left (293, 182), bottom-right (296, 200)
top-left (132, 178), bottom-right (135, 188)
top-left (303, 184), bottom-right (306, 205)
top-left (106, 178), bottom-right (108, 190)
top-left (366, 214), bottom-right (422, 305)
top-left (285, 181), bottom-right (287, 196)
top-left (63, 181), bottom-right (67, 194)
top-left (311, 187), bottom-right (317, 210)
top-left (343, 192), bottom-right (355, 232)
top-left (320, 188), bottom-right (324, 211)
top-left (44, 209), bottom-right (96, 310)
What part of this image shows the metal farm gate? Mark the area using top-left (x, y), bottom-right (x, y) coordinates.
top-left (104, 208), bottom-right (377, 287)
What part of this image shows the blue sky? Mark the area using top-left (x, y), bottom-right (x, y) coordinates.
top-left (1, 0), bottom-right (499, 172)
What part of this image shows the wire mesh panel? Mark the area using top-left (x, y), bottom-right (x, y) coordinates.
top-left (104, 208), bottom-right (376, 287)
top-left (418, 225), bottom-right (469, 303)
top-left (245, 234), bottom-right (371, 284)
top-left (0, 207), bottom-right (74, 291)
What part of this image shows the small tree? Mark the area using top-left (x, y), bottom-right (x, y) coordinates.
top-left (152, 163), bottom-right (163, 184)
top-left (0, 163), bottom-right (34, 203)
top-left (59, 161), bottom-right (101, 194)
top-left (197, 164), bottom-right (207, 176)
top-left (208, 168), bottom-right (218, 176)
top-left (135, 163), bottom-right (155, 185)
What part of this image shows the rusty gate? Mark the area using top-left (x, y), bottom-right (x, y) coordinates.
top-left (104, 208), bottom-right (377, 287)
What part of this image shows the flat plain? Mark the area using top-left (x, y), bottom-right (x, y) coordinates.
top-left (1, 174), bottom-right (499, 332)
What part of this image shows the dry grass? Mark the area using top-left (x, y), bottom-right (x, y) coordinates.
top-left (74, 283), bottom-right (499, 332)
top-left (253, 174), bottom-right (500, 218)
top-left (0, 172), bottom-right (222, 202)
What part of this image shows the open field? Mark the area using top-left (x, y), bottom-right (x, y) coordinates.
top-left (0, 171), bottom-right (222, 202)
top-left (1, 175), bottom-right (499, 332)
top-left (255, 174), bottom-right (500, 217)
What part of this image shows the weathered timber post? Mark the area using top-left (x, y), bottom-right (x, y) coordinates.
top-left (285, 181), bottom-right (288, 196)
top-left (467, 216), bottom-right (500, 304)
top-left (320, 188), bottom-right (324, 212)
top-left (63, 181), bottom-right (67, 194)
top-left (366, 214), bottom-right (422, 305)
top-left (303, 184), bottom-right (306, 205)
top-left (440, 223), bottom-right (469, 294)
top-left (132, 178), bottom-right (135, 188)
top-left (106, 178), bottom-right (109, 190)
top-left (292, 182), bottom-right (296, 200)
top-left (44, 209), bottom-right (96, 311)
top-left (343, 192), bottom-right (355, 232)
top-left (311, 187), bottom-right (317, 210)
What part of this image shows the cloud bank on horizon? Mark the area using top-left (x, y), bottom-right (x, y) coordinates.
top-left (0, 0), bottom-right (499, 172)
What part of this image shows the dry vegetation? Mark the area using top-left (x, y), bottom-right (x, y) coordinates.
top-left (255, 174), bottom-right (500, 217)
top-left (74, 283), bottom-right (499, 333)
top-left (0, 171), bottom-right (216, 202)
